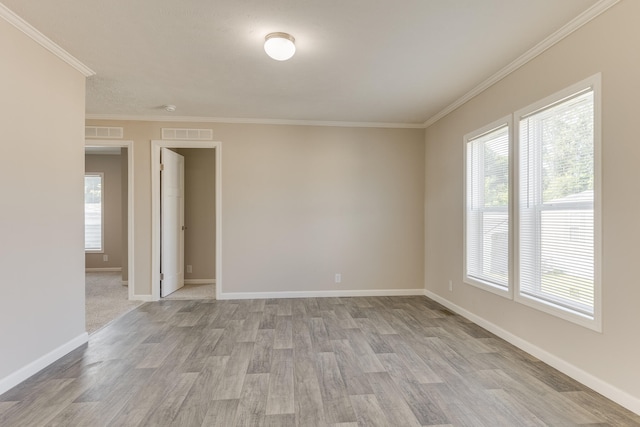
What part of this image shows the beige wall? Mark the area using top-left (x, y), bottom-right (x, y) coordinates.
top-left (176, 148), bottom-right (216, 281)
top-left (0, 18), bottom-right (86, 384)
top-left (83, 120), bottom-right (425, 296)
top-left (85, 153), bottom-right (122, 269)
top-left (425, 0), bottom-right (640, 405)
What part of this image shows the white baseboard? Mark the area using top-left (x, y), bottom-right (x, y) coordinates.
top-left (85, 267), bottom-right (122, 272)
top-left (184, 279), bottom-right (216, 285)
top-left (218, 288), bottom-right (424, 300)
top-left (121, 280), bottom-right (128, 286)
top-left (131, 294), bottom-right (155, 302)
top-left (423, 289), bottom-right (640, 416)
top-left (0, 332), bottom-right (88, 396)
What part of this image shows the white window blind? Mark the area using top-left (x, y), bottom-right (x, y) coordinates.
top-left (518, 89), bottom-right (595, 317)
top-left (466, 125), bottom-right (509, 291)
top-left (85, 174), bottom-right (103, 252)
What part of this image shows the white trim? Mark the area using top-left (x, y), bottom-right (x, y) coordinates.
top-left (513, 74), bottom-right (601, 332)
top-left (0, 4), bottom-right (95, 77)
top-left (218, 288), bottom-right (425, 300)
top-left (423, 0), bottom-right (619, 128)
top-left (85, 140), bottom-right (135, 301)
top-left (131, 294), bottom-right (155, 302)
top-left (462, 115), bottom-right (513, 300)
top-left (86, 114), bottom-right (425, 129)
top-left (184, 279), bottom-right (216, 285)
top-left (423, 290), bottom-right (640, 416)
top-left (85, 267), bottom-right (121, 272)
top-left (151, 140), bottom-right (222, 301)
top-left (121, 280), bottom-right (128, 286)
top-left (0, 333), bottom-right (88, 396)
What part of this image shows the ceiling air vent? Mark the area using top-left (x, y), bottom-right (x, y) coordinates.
top-left (85, 126), bottom-right (123, 139)
top-left (162, 128), bottom-right (213, 141)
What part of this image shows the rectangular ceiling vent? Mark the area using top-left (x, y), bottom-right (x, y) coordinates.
top-left (85, 126), bottom-right (124, 139)
top-left (162, 128), bottom-right (213, 141)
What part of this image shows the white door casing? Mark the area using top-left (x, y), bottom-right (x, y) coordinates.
top-left (85, 139), bottom-right (136, 301)
top-left (151, 140), bottom-right (221, 301)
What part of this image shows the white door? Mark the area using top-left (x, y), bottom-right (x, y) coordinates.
top-left (160, 148), bottom-right (185, 297)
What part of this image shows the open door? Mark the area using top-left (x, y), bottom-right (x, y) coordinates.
top-left (160, 148), bottom-right (185, 297)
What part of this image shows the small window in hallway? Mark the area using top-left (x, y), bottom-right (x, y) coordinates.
top-left (84, 173), bottom-right (103, 252)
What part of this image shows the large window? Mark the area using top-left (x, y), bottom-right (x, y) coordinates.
top-left (464, 118), bottom-right (511, 296)
top-left (516, 77), bottom-right (600, 329)
top-left (463, 74), bottom-right (600, 330)
top-left (84, 173), bottom-right (103, 252)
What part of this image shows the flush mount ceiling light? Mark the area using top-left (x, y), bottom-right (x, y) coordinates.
top-left (264, 32), bottom-right (296, 61)
top-left (164, 104), bottom-right (176, 112)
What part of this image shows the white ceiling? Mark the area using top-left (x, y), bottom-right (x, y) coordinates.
top-left (3, 0), bottom-right (601, 126)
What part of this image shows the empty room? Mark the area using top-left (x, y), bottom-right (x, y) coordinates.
top-left (1, 0), bottom-right (640, 426)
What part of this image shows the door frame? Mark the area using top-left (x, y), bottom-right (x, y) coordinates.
top-left (151, 140), bottom-right (222, 300)
top-left (84, 139), bottom-right (135, 300)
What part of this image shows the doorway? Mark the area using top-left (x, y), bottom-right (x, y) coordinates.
top-left (84, 140), bottom-right (136, 332)
top-left (151, 140), bottom-right (221, 301)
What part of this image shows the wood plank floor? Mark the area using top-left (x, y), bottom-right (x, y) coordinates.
top-left (1, 296), bottom-right (639, 426)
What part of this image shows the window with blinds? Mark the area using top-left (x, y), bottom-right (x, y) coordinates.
top-left (517, 82), bottom-right (599, 326)
top-left (465, 121), bottom-right (510, 295)
top-left (462, 75), bottom-right (600, 330)
top-left (85, 173), bottom-right (104, 252)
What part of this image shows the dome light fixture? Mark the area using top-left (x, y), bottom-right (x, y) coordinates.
top-left (264, 32), bottom-right (296, 61)
top-left (164, 104), bottom-right (176, 112)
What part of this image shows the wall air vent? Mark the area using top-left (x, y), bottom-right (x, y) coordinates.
top-left (162, 128), bottom-right (213, 141)
top-left (85, 126), bottom-right (124, 139)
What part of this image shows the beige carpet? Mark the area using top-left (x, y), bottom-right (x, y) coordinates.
top-left (85, 271), bottom-right (143, 334)
top-left (163, 283), bottom-right (215, 300)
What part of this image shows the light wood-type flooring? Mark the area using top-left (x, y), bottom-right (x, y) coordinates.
top-left (1, 296), bottom-right (639, 426)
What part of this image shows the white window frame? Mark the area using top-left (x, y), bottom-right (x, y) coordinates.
top-left (514, 74), bottom-right (602, 332)
top-left (84, 172), bottom-right (104, 253)
top-left (463, 115), bottom-right (513, 299)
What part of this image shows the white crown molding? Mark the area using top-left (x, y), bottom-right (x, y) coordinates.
top-left (0, 3), bottom-right (95, 77)
top-left (423, 0), bottom-right (620, 128)
top-left (424, 289), bottom-right (640, 416)
top-left (85, 114), bottom-right (426, 129)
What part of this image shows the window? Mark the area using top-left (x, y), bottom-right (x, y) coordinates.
top-left (516, 76), bottom-right (600, 330)
top-left (462, 74), bottom-right (601, 331)
top-left (464, 118), bottom-right (511, 296)
top-left (84, 173), bottom-right (103, 252)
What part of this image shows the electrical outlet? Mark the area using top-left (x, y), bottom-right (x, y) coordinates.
top-left (186, 265), bottom-right (193, 274)
top-left (335, 273), bottom-right (342, 284)
top-left (103, 254), bottom-right (108, 262)
top-left (448, 280), bottom-right (453, 292)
